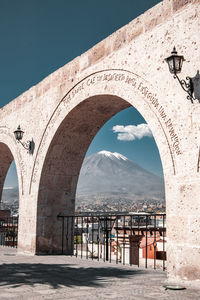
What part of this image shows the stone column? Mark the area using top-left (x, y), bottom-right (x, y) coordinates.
top-left (166, 175), bottom-right (200, 283)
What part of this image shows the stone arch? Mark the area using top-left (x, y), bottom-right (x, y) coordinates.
top-left (0, 130), bottom-right (23, 202)
top-left (0, 142), bottom-right (13, 201)
top-left (33, 69), bottom-right (175, 254)
top-left (31, 70), bottom-right (177, 195)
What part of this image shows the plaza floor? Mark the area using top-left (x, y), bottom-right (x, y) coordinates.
top-left (0, 247), bottom-right (199, 300)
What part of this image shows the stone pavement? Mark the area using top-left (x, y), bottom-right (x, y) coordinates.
top-left (0, 247), bottom-right (199, 300)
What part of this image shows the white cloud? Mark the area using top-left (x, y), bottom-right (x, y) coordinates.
top-left (112, 124), bottom-right (152, 141)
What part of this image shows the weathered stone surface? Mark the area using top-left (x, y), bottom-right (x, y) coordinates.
top-left (144, 0), bottom-right (172, 32)
top-left (127, 16), bottom-right (144, 42)
top-left (0, 0), bottom-right (200, 288)
top-left (88, 42), bottom-right (106, 66)
top-left (173, 0), bottom-right (192, 12)
top-left (0, 247), bottom-right (200, 299)
top-left (113, 28), bottom-right (127, 51)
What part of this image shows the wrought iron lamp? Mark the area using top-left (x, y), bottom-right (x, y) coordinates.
top-left (14, 125), bottom-right (33, 153)
top-left (165, 47), bottom-right (195, 103)
top-left (99, 216), bottom-right (116, 261)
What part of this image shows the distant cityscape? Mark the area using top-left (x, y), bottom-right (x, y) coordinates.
top-left (1, 192), bottom-right (165, 217)
top-left (76, 198), bottom-right (165, 214)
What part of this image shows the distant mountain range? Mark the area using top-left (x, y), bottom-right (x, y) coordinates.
top-left (76, 150), bottom-right (164, 203)
top-left (1, 150), bottom-right (165, 214)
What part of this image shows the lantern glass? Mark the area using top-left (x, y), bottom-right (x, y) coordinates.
top-left (165, 47), bottom-right (184, 75)
top-left (167, 56), bottom-right (175, 74)
top-left (14, 125), bottom-right (24, 141)
top-left (174, 55), bottom-right (184, 73)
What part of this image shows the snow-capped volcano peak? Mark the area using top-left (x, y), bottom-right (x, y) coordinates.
top-left (98, 150), bottom-right (128, 161)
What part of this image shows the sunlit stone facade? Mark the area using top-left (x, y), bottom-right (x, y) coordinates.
top-left (0, 0), bottom-right (200, 285)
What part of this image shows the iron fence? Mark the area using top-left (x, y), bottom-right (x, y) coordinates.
top-left (0, 217), bottom-right (18, 247)
top-left (57, 212), bottom-right (166, 271)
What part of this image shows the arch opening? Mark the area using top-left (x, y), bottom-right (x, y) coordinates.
top-left (0, 142), bottom-right (19, 247)
top-left (1, 161), bottom-right (19, 215)
top-left (76, 106), bottom-right (165, 213)
top-left (37, 94), bottom-right (166, 254)
top-left (0, 142), bottom-right (14, 203)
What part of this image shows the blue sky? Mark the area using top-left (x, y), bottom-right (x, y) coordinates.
top-left (86, 107), bottom-right (163, 176)
top-left (1, 0), bottom-right (163, 187)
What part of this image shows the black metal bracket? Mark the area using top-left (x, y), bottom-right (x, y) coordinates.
top-left (174, 74), bottom-right (194, 103)
top-left (18, 139), bottom-right (34, 154)
top-left (174, 70), bottom-right (200, 104)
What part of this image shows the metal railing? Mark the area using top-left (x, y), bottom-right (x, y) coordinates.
top-left (0, 217), bottom-right (18, 247)
top-left (57, 212), bottom-right (166, 271)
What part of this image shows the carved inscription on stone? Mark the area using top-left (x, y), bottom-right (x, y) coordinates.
top-left (136, 80), bottom-right (181, 155)
top-left (63, 70), bottom-right (182, 156)
top-left (31, 69), bottom-right (181, 193)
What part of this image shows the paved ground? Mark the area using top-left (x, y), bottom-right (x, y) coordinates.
top-left (0, 247), bottom-right (199, 300)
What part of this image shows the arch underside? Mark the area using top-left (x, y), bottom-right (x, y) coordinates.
top-left (0, 142), bottom-right (14, 201)
top-left (36, 95), bottom-right (130, 253)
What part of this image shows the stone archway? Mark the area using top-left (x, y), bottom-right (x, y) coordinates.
top-left (0, 131), bottom-right (23, 200)
top-left (0, 143), bottom-right (14, 201)
top-left (31, 70), bottom-right (174, 254)
top-left (0, 0), bottom-right (199, 285)
top-left (36, 95), bottom-right (130, 253)
top-left (0, 129), bottom-right (28, 251)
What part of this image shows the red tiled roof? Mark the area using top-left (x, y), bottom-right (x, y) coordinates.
top-left (140, 236), bottom-right (162, 248)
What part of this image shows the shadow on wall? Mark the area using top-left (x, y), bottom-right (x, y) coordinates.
top-left (192, 70), bottom-right (200, 101)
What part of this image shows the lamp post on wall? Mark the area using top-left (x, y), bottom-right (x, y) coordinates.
top-left (99, 216), bottom-right (115, 261)
top-left (14, 125), bottom-right (34, 154)
top-left (165, 47), bottom-right (200, 103)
